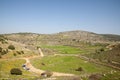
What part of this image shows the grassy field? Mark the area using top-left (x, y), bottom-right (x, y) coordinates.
top-left (0, 59), bottom-right (37, 80)
top-left (41, 45), bottom-right (103, 54)
top-left (44, 45), bottom-right (83, 54)
top-left (31, 56), bottom-right (112, 75)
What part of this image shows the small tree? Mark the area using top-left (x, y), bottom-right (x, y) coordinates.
top-left (10, 68), bottom-right (22, 75)
top-left (8, 45), bottom-right (15, 50)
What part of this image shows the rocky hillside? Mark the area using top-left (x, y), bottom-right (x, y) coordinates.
top-left (58, 30), bottom-right (107, 42)
top-left (2, 30), bottom-right (120, 46)
top-left (85, 43), bottom-right (120, 68)
top-left (101, 34), bottom-right (120, 41)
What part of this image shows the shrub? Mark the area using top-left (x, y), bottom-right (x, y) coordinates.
top-left (8, 45), bottom-right (15, 50)
top-left (99, 48), bottom-right (105, 52)
top-left (41, 71), bottom-right (53, 77)
top-left (0, 47), bottom-right (2, 52)
top-left (0, 48), bottom-right (8, 56)
top-left (10, 68), bottom-right (22, 75)
top-left (16, 51), bottom-right (24, 55)
top-left (2, 50), bottom-right (7, 55)
top-left (13, 53), bottom-right (17, 56)
top-left (21, 51), bottom-right (24, 54)
top-left (0, 54), bottom-right (2, 58)
top-left (75, 67), bottom-right (83, 72)
top-left (16, 51), bottom-right (21, 55)
top-left (2, 40), bottom-right (8, 44)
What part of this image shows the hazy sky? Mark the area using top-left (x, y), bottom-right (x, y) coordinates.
top-left (0, 0), bottom-right (120, 34)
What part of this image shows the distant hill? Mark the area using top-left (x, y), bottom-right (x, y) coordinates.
top-left (101, 34), bottom-right (120, 41)
top-left (58, 30), bottom-right (107, 42)
top-left (2, 30), bottom-right (120, 46)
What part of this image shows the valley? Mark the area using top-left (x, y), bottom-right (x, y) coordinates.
top-left (0, 30), bottom-right (120, 80)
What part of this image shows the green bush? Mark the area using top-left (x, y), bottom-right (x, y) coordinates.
top-left (10, 68), bottom-right (22, 75)
top-left (8, 45), bottom-right (15, 50)
top-left (99, 48), bottom-right (105, 52)
top-left (16, 51), bottom-right (21, 55)
top-left (75, 67), bottom-right (83, 72)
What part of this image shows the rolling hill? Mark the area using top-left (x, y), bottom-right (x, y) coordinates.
top-left (3, 30), bottom-right (120, 46)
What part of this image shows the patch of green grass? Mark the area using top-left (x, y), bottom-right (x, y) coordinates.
top-left (42, 45), bottom-right (87, 54)
top-left (31, 56), bottom-right (112, 75)
top-left (0, 59), bottom-right (37, 79)
top-left (41, 44), bottom-right (105, 55)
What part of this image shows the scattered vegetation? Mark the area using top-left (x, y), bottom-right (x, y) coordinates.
top-left (0, 35), bottom-right (8, 44)
top-left (85, 44), bottom-right (120, 68)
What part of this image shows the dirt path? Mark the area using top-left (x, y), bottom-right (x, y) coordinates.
top-left (22, 56), bottom-right (75, 77)
top-left (38, 48), bottom-right (44, 57)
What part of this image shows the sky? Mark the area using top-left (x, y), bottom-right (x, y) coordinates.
top-left (0, 0), bottom-right (120, 34)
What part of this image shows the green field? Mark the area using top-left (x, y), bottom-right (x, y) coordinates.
top-left (31, 56), bottom-right (112, 75)
top-left (41, 45), bottom-right (102, 54)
